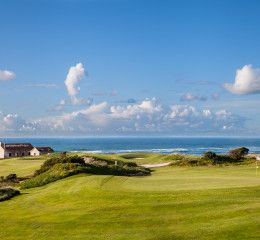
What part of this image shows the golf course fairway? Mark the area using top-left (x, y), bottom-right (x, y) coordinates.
top-left (0, 159), bottom-right (259, 239)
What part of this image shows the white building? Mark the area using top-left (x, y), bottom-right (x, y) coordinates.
top-left (30, 147), bottom-right (54, 156)
top-left (0, 142), bottom-right (33, 159)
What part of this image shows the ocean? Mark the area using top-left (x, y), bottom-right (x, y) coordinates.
top-left (1, 137), bottom-right (260, 155)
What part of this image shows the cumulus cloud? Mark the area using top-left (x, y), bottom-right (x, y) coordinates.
top-left (180, 93), bottom-right (207, 102)
top-left (0, 99), bottom-right (246, 135)
top-left (64, 63), bottom-right (85, 104)
top-left (0, 112), bottom-right (37, 133)
top-left (224, 65), bottom-right (260, 94)
top-left (0, 69), bottom-right (16, 81)
top-left (164, 105), bottom-right (243, 132)
top-left (110, 98), bottom-right (161, 119)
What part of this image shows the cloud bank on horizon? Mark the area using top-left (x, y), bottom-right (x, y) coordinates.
top-left (0, 98), bottom-right (245, 136)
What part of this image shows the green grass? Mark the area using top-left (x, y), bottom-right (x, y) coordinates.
top-left (82, 152), bottom-right (201, 165)
top-left (0, 157), bottom-right (45, 177)
top-left (20, 163), bottom-right (86, 189)
top-left (0, 155), bottom-right (259, 239)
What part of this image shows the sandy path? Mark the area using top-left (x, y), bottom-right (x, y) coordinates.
top-left (140, 162), bottom-right (172, 168)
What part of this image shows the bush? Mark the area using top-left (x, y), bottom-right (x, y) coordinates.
top-left (203, 151), bottom-right (217, 161)
top-left (229, 147), bottom-right (249, 161)
top-left (172, 157), bottom-right (212, 166)
top-left (202, 149), bottom-right (252, 164)
top-left (0, 173), bottom-right (20, 187)
top-left (120, 153), bottom-right (147, 159)
top-left (34, 155), bottom-right (85, 176)
top-left (85, 162), bottom-right (150, 176)
top-left (0, 188), bottom-right (20, 202)
top-left (5, 174), bottom-right (18, 181)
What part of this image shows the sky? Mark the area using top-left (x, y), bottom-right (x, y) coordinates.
top-left (1, 0), bottom-right (260, 136)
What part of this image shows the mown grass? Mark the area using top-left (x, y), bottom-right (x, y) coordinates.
top-left (0, 153), bottom-right (259, 239)
top-left (0, 156), bottom-right (45, 177)
top-left (0, 157), bottom-right (259, 239)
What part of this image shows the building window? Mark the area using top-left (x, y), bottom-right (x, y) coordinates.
top-left (9, 153), bottom-right (12, 157)
top-left (22, 152), bottom-right (24, 156)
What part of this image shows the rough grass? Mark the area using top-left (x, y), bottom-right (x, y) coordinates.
top-left (20, 163), bottom-right (86, 189)
top-left (82, 152), bottom-right (202, 165)
top-left (21, 155), bottom-right (150, 189)
top-left (83, 152), bottom-right (254, 167)
top-left (0, 162), bottom-right (259, 239)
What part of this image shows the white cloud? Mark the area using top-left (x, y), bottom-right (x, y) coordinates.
top-left (110, 98), bottom-right (161, 119)
top-left (164, 105), bottom-right (243, 131)
top-left (0, 99), bottom-right (246, 135)
top-left (0, 112), bottom-right (37, 133)
top-left (0, 69), bottom-right (16, 81)
top-left (64, 63), bottom-right (85, 104)
top-left (224, 65), bottom-right (260, 94)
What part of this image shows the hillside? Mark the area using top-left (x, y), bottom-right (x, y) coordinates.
top-left (0, 154), bottom-right (259, 239)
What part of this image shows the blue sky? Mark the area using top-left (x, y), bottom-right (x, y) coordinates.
top-left (1, 0), bottom-right (260, 136)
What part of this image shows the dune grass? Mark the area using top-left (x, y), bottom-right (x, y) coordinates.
top-left (0, 156), bottom-right (259, 239)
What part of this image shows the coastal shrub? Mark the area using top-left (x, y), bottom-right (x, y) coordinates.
top-left (85, 162), bottom-right (150, 176)
top-left (203, 152), bottom-right (217, 161)
top-left (172, 157), bottom-right (211, 166)
top-left (0, 188), bottom-right (20, 202)
top-left (5, 174), bottom-right (18, 181)
top-left (0, 173), bottom-right (20, 187)
top-left (228, 147), bottom-right (249, 161)
top-left (120, 153), bottom-right (148, 159)
top-left (34, 155), bottom-right (85, 176)
top-left (22, 163), bottom-right (86, 189)
top-left (203, 148), bottom-right (250, 164)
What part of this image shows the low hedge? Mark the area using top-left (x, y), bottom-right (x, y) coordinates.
top-left (0, 188), bottom-right (20, 202)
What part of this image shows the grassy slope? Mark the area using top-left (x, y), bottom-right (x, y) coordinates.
top-left (0, 157), bottom-right (45, 177)
top-left (0, 157), bottom-right (259, 239)
top-left (81, 152), bottom-right (201, 165)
